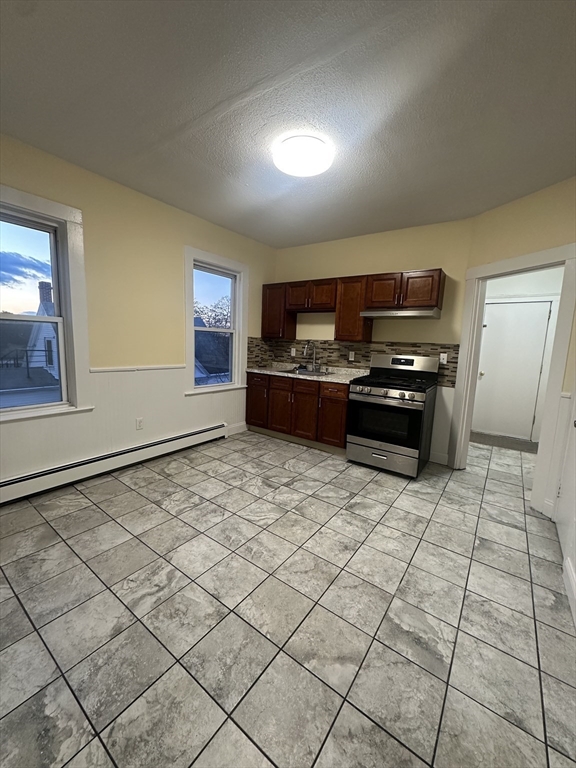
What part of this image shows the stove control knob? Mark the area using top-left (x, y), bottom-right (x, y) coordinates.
top-left (382, 389), bottom-right (388, 396)
top-left (365, 387), bottom-right (371, 393)
top-left (408, 392), bottom-right (416, 400)
top-left (357, 386), bottom-right (364, 393)
top-left (398, 391), bottom-right (406, 399)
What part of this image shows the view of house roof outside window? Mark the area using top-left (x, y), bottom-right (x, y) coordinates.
top-left (194, 267), bottom-right (234, 386)
top-left (0, 220), bottom-right (62, 408)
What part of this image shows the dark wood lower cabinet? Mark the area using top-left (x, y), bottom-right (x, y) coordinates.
top-left (267, 383), bottom-right (292, 434)
top-left (291, 384), bottom-right (320, 441)
top-left (317, 396), bottom-right (348, 448)
top-left (246, 373), bottom-right (269, 428)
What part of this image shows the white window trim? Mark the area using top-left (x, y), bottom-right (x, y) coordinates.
top-left (0, 185), bottom-right (92, 421)
top-left (184, 247), bottom-right (248, 396)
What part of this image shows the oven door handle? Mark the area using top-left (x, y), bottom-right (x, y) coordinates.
top-left (349, 393), bottom-right (424, 410)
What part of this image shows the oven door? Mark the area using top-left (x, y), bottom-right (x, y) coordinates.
top-left (347, 394), bottom-right (424, 455)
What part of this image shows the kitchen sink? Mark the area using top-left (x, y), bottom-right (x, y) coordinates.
top-left (278, 369), bottom-right (328, 376)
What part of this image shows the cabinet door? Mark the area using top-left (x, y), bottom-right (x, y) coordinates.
top-left (317, 397), bottom-right (348, 448)
top-left (309, 279), bottom-right (337, 311)
top-left (291, 391), bottom-right (319, 441)
top-left (286, 281), bottom-right (309, 311)
top-left (335, 276), bottom-right (373, 342)
top-left (262, 284), bottom-right (296, 339)
top-left (365, 273), bottom-right (403, 308)
top-left (267, 388), bottom-right (292, 434)
top-left (246, 385), bottom-right (268, 428)
top-left (400, 269), bottom-right (445, 309)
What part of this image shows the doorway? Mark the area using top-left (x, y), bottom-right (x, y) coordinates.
top-left (471, 266), bottom-right (564, 452)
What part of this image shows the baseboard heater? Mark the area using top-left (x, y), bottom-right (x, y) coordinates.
top-left (0, 423), bottom-right (226, 492)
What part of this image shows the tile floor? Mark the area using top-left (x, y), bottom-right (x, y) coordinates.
top-left (0, 434), bottom-right (574, 768)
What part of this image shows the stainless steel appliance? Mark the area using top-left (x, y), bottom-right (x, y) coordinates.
top-left (346, 353), bottom-right (439, 477)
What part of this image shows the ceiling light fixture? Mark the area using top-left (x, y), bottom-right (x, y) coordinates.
top-left (272, 133), bottom-right (335, 177)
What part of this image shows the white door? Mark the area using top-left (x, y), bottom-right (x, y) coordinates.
top-left (472, 301), bottom-right (551, 440)
top-left (554, 399), bottom-right (576, 623)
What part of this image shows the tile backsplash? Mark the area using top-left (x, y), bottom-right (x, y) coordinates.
top-left (247, 337), bottom-right (459, 388)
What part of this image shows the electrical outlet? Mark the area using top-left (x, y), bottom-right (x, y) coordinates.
top-left (135, 417), bottom-right (143, 430)
top-left (348, 351), bottom-right (355, 361)
top-left (439, 353), bottom-right (448, 365)
top-left (290, 347), bottom-right (296, 357)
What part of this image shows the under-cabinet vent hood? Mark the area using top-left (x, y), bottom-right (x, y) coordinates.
top-left (360, 307), bottom-right (441, 319)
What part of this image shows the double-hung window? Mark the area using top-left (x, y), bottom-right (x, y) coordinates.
top-left (193, 264), bottom-right (236, 387)
top-left (0, 185), bottom-right (90, 417)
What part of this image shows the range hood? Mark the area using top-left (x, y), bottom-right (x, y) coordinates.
top-left (360, 307), bottom-right (441, 319)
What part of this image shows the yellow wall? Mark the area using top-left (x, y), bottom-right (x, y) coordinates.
top-left (0, 135), bottom-right (275, 367)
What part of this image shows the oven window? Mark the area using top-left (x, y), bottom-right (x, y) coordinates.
top-left (347, 399), bottom-right (423, 450)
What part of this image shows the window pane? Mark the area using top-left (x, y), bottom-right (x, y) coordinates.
top-left (1, 221), bottom-right (55, 317)
top-left (0, 319), bottom-right (63, 408)
top-left (194, 330), bottom-right (232, 386)
top-left (193, 268), bottom-right (233, 328)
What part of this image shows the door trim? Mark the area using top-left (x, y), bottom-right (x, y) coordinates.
top-left (449, 243), bottom-right (576, 515)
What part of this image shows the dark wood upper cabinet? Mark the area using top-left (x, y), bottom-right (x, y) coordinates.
top-left (335, 276), bottom-right (373, 342)
top-left (246, 373), bottom-right (269, 429)
top-left (285, 278), bottom-right (337, 311)
top-left (400, 269), bottom-right (445, 309)
top-left (365, 273), bottom-right (403, 308)
top-left (261, 283), bottom-right (296, 339)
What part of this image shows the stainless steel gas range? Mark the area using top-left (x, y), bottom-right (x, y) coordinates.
top-left (346, 353), bottom-right (440, 477)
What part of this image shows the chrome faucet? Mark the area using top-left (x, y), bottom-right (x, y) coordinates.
top-left (303, 341), bottom-right (320, 371)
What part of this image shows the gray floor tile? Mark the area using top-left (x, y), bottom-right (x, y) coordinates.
top-left (402, 481), bottom-right (442, 504)
top-left (0, 596), bottom-right (33, 651)
top-left (450, 631), bottom-right (543, 739)
top-left (82, 478), bottom-right (130, 504)
top-left (236, 529), bottom-right (297, 572)
top-left (548, 748), bottom-right (576, 768)
top-left (528, 533), bottom-right (563, 564)
top-left (234, 652), bottom-right (341, 768)
top-left (312, 484), bottom-right (355, 508)
top-left (194, 719), bottom-right (274, 768)
top-left (159, 489), bottom-right (204, 516)
top-left (480, 502), bottom-right (526, 531)
top-left (315, 702), bottom-right (426, 768)
top-left (488, 468), bottom-right (524, 486)
top-left (0, 572), bottom-right (13, 603)
top-left (97, 490), bottom-right (150, 519)
top-left (68, 521), bottom-right (132, 560)
top-left (0, 506), bottom-right (43, 539)
top-left (218, 467), bottom-right (258, 487)
top-left (179, 500), bottom-right (232, 531)
top-left (50, 505), bottom-right (111, 539)
top-left (473, 536), bottom-right (531, 580)
top-left (20, 563), bottom-right (104, 627)
top-left (0, 632), bottom-right (59, 718)
top-left (117, 467), bottom-right (162, 490)
top-left (111, 558), bottom-right (190, 617)
top-left (412, 540), bottom-right (470, 587)
top-left (319, 570), bottom-right (392, 635)
top-left (210, 488), bottom-right (258, 513)
top-left (166, 534), bottom-right (230, 578)
top-left (33, 492), bottom-right (92, 521)
top-left (40, 590), bottom-right (135, 670)
top-left (364, 523), bottom-right (419, 563)
top-left (348, 641), bottom-right (445, 762)
top-left (343, 496), bottom-right (389, 522)
top-left (460, 591), bottom-right (538, 666)
top-left (423, 520), bottom-right (475, 556)
top-left (145, 456), bottom-right (190, 477)
top-left (390, 492), bottom-right (436, 520)
top-left (542, 673), bottom-right (576, 761)
top-left (2, 541), bottom-right (81, 593)
top-left (68, 741), bottom-right (112, 767)
top-left (87, 538), bottom-right (158, 586)
top-left (482, 489), bottom-right (525, 513)
top-left (264, 486), bottom-right (309, 510)
top-left (235, 576), bottom-right (313, 645)
top-left (533, 584), bottom-right (575, 636)
top-left (303, 526), bottom-right (360, 566)
top-left (66, 622), bottom-right (172, 731)
top-left (138, 517), bottom-right (199, 554)
top-left (237, 499), bottom-right (286, 527)
top-left (467, 560), bottom-right (533, 617)
top-left (326, 509), bottom-right (376, 542)
top-left (396, 565), bottom-right (464, 626)
top-left (261, 466), bottom-right (298, 484)
top-left (285, 605), bottom-right (371, 694)
top-left (476, 518), bottom-right (528, 552)
top-left (0, 677), bottom-right (94, 768)
top-left (196, 553), bottom-right (267, 608)
top-left (182, 613), bottom-right (277, 711)
top-left (102, 664), bottom-right (225, 768)
top-left (485, 478), bottom-right (524, 498)
top-left (274, 549), bottom-right (339, 600)
top-left (346, 543), bottom-right (407, 593)
top-left (267, 510), bottom-right (320, 545)
top-left (531, 555), bottom-right (567, 593)
top-left (435, 686), bottom-right (547, 768)
top-left (171, 467), bottom-right (208, 488)
top-left (141, 477), bottom-right (193, 503)
top-left (0, 523), bottom-right (61, 567)
top-left (381, 506), bottom-right (429, 536)
top-left (439, 491), bottom-right (481, 516)
top-left (526, 516), bottom-right (559, 540)
top-left (117, 503), bottom-right (172, 534)
top-left (294, 496), bottom-right (340, 525)
top-left (284, 476), bottom-right (325, 495)
top-left (359, 482), bottom-right (401, 506)
top-left (377, 597), bottom-right (456, 680)
top-left (537, 622), bottom-right (576, 687)
top-left (205, 516), bottom-right (261, 550)
top-left (331, 472), bottom-right (370, 494)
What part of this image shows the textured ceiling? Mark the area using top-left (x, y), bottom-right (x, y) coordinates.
top-left (1, 0), bottom-right (574, 248)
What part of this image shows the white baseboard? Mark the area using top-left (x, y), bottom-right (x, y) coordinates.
top-left (541, 498), bottom-right (556, 519)
top-left (430, 452), bottom-right (449, 466)
top-left (0, 423), bottom-right (234, 503)
top-left (563, 556), bottom-right (576, 627)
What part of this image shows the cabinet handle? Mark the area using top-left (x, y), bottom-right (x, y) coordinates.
top-left (264, 390), bottom-right (267, 398)
top-left (399, 294), bottom-right (404, 304)
top-left (327, 388), bottom-right (338, 392)
top-left (395, 294), bottom-right (399, 305)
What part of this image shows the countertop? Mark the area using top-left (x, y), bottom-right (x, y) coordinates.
top-left (246, 366), bottom-right (368, 385)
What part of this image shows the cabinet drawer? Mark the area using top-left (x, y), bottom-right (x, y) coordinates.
top-left (293, 378), bottom-right (320, 394)
top-left (247, 372), bottom-right (269, 387)
top-left (319, 382), bottom-right (349, 400)
top-left (269, 376), bottom-right (293, 391)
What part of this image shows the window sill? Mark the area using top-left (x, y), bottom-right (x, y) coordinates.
top-left (0, 404), bottom-right (95, 423)
top-left (184, 384), bottom-right (247, 397)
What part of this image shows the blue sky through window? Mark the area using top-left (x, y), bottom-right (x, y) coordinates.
top-left (194, 268), bottom-right (232, 306)
top-left (0, 221), bottom-right (52, 314)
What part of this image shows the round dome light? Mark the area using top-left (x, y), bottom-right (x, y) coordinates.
top-left (272, 133), bottom-right (335, 177)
